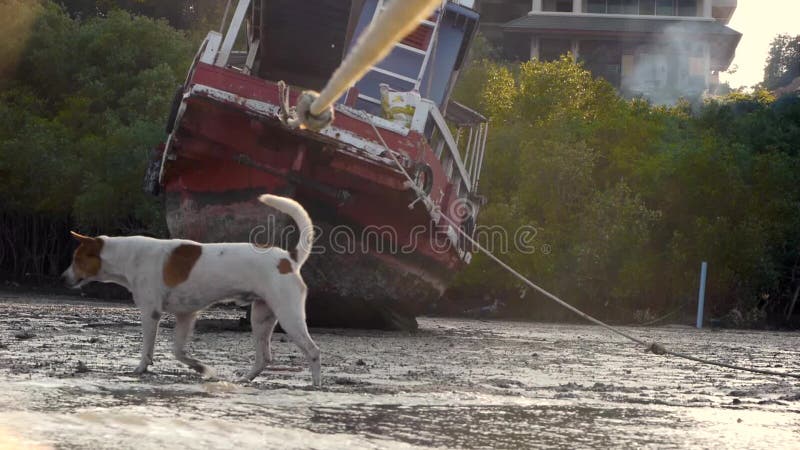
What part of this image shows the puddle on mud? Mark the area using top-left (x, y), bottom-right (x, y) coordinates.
top-left (1, 293), bottom-right (799, 449)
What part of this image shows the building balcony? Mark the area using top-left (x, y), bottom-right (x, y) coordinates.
top-left (503, 11), bottom-right (740, 70)
top-left (525, 0), bottom-right (736, 22)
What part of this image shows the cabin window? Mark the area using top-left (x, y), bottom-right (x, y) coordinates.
top-left (443, 152), bottom-right (454, 178)
top-left (428, 124), bottom-right (445, 158)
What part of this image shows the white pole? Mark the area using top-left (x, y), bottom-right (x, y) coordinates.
top-left (464, 126), bottom-right (474, 170)
top-left (473, 123), bottom-right (488, 190)
top-left (470, 124), bottom-right (483, 182)
top-left (696, 261), bottom-right (708, 329)
top-left (215, 0), bottom-right (251, 68)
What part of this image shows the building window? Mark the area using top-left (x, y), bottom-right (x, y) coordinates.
top-left (558, 0), bottom-right (573, 11)
top-left (607, 0), bottom-right (623, 13)
top-left (639, 0), bottom-right (656, 14)
top-left (623, 0), bottom-right (638, 13)
top-left (480, 0), bottom-right (531, 23)
top-left (586, 0), bottom-right (606, 13)
top-left (583, 0), bottom-right (673, 15)
top-left (677, 0), bottom-right (697, 16)
top-left (656, 0), bottom-right (675, 15)
top-left (543, 0), bottom-right (574, 12)
top-left (580, 40), bottom-right (623, 88)
top-left (540, 39), bottom-right (572, 61)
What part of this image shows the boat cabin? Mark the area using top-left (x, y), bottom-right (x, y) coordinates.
top-left (212, 0), bottom-right (487, 196)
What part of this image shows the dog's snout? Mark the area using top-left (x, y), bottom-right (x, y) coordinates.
top-left (61, 267), bottom-right (79, 287)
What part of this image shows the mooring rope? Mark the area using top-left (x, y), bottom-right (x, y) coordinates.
top-left (359, 114), bottom-right (800, 381)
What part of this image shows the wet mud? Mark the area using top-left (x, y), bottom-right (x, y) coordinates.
top-left (0, 292), bottom-right (798, 449)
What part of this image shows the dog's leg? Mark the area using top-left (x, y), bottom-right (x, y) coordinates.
top-left (240, 300), bottom-right (278, 382)
top-left (271, 293), bottom-right (321, 387)
top-left (173, 312), bottom-right (213, 377)
top-left (134, 310), bottom-right (161, 374)
top-left (263, 314), bottom-right (278, 364)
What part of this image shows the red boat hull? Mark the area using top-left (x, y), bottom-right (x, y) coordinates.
top-left (156, 63), bottom-right (472, 329)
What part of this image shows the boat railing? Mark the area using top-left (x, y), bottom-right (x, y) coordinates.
top-left (446, 101), bottom-right (488, 193)
top-left (199, 31), bottom-right (223, 66)
top-left (410, 99), bottom-right (486, 196)
top-left (464, 122), bottom-right (487, 192)
top-left (215, 0), bottom-right (252, 69)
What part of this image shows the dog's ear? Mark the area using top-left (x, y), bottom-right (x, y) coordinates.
top-left (70, 231), bottom-right (94, 242)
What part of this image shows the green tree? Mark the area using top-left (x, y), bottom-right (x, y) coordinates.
top-left (0, 2), bottom-right (193, 277)
top-left (58, 0), bottom-right (227, 33)
top-left (453, 53), bottom-right (800, 325)
top-left (763, 34), bottom-right (800, 91)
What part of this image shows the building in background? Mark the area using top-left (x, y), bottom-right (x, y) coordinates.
top-left (478, 0), bottom-right (740, 103)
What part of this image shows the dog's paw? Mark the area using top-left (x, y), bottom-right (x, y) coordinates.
top-left (131, 366), bottom-right (149, 375)
top-left (200, 366), bottom-right (217, 380)
top-left (234, 369), bottom-right (253, 384)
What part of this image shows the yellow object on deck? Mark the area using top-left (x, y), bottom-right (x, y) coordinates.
top-left (380, 84), bottom-right (420, 127)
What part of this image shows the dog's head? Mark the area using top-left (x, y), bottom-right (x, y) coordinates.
top-left (62, 231), bottom-right (104, 288)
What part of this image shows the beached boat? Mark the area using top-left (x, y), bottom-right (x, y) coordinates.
top-left (144, 0), bottom-right (487, 329)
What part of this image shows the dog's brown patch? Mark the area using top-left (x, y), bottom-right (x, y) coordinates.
top-left (277, 258), bottom-right (293, 274)
top-left (163, 244), bottom-right (202, 287)
top-left (71, 232), bottom-right (104, 279)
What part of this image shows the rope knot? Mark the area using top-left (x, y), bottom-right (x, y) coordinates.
top-left (294, 91), bottom-right (334, 131)
top-left (277, 81), bottom-right (334, 132)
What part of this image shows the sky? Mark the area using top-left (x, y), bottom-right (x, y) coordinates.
top-left (719, 0), bottom-right (800, 89)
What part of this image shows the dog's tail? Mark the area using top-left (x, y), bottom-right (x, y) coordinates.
top-left (258, 194), bottom-right (314, 267)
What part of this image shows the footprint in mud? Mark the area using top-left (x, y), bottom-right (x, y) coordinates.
top-left (485, 378), bottom-right (526, 389)
top-left (13, 331), bottom-right (36, 340)
top-left (75, 361), bottom-right (90, 374)
top-left (332, 376), bottom-right (369, 386)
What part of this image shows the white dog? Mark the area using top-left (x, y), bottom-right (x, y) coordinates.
top-left (62, 194), bottom-right (321, 386)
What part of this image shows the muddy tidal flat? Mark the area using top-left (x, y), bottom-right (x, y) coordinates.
top-left (0, 293), bottom-right (798, 449)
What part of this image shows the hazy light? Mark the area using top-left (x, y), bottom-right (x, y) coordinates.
top-left (720, 0), bottom-right (800, 89)
top-left (0, 1), bottom-right (42, 79)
